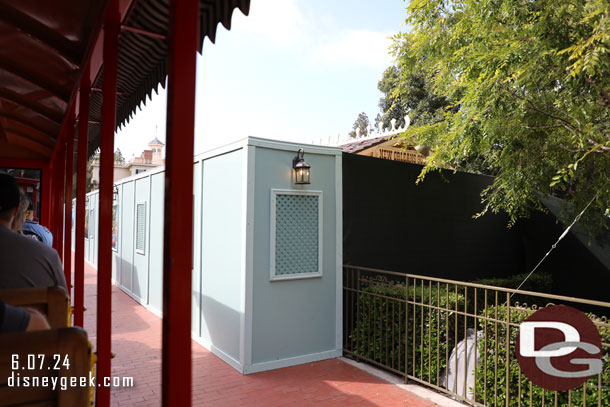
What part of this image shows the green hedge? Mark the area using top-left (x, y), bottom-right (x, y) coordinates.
top-left (350, 281), bottom-right (464, 386)
top-left (348, 274), bottom-right (609, 407)
top-left (472, 273), bottom-right (553, 308)
top-left (475, 305), bottom-right (610, 407)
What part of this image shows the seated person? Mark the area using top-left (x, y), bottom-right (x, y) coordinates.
top-left (10, 191), bottom-right (29, 235)
top-left (0, 174), bottom-right (67, 291)
top-left (0, 299), bottom-right (50, 333)
top-left (22, 201), bottom-right (53, 246)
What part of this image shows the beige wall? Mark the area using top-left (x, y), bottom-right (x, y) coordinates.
top-left (91, 165), bottom-right (132, 185)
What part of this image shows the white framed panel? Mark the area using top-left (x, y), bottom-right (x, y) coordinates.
top-left (270, 189), bottom-right (323, 281)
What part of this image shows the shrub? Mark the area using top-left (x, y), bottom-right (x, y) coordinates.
top-left (474, 305), bottom-right (610, 407)
top-left (472, 273), bottom-right (553, 309)
top-left (349, 280), bottom-right (465, 387)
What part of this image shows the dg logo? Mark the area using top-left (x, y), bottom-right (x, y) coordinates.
top-left (516, 305), bottom-right (603, 391)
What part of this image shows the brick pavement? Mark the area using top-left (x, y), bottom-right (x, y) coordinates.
top-left (80, 259), bottom-right (438, 407)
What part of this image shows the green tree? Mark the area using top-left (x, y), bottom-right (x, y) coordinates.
top-left (349, 112), bottom-right (371, 138)
top-left (392, 0), bottom-right (610, 230)
top-left (114, 148), bottom-right (125, 165)
top-left (375, 65), bottom-right (453, 130)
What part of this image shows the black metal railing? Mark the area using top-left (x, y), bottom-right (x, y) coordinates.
top-left (343, 265), bottom-right (610, 407)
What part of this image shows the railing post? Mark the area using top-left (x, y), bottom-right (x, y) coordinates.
top-left (356, 269), bottom-right (361, 363)
top-left (162, 0), bottom-right (198, 406)
top-left (405, 274), bottom-right (409, 381)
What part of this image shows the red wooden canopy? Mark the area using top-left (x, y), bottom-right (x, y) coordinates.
top-left (0, 0), bottom-right (249, 160)
top-left (0, 1), bottom-right (250, 406)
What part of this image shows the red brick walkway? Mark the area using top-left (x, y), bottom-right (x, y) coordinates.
top-left (81, 261), bottom-right (437, 407)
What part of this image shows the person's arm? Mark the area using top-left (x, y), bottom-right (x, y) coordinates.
top-left (24, 308), bottom-right (50, 331)
top-left (0, 301), bottom-right (30, 333)
top-left (0, 301), bottom-right (50, 333)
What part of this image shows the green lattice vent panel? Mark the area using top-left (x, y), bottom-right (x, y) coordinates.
top-left (272, 192), bottom-right (321, 278)
top-left (136, 203), bottom-right (146, 254)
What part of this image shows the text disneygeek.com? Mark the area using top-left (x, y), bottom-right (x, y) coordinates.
top-left (8, 372), bottom-right (134, 391)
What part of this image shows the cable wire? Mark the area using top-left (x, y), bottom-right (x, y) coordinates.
top-left (512, 186), bottom-right (606, 295)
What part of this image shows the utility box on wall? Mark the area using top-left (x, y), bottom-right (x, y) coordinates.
top-left (86, 137), bottom-right (343, 374)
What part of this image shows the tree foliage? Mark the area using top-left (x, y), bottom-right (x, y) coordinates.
top-left (114, 148), bottom-right (126, 165)
top-left (376, 65), bottom-right (453, 130)
top-left (392, 0), bottom-right (610, 230)
top-left (349, 112), bottom-right (371, 138)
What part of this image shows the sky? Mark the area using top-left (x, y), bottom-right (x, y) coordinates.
top-left (114, 0), bottom-right (408, 160)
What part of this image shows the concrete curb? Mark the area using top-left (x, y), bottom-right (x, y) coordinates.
top-left (339, 357), bottom-right (469, 407)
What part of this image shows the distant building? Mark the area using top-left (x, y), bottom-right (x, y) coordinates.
top-left (91, 138), bottom-right (165, 187)
top-left (340, 135), bottom-right (427, 165)
top-left (132, 137), bottom-right (164, 166)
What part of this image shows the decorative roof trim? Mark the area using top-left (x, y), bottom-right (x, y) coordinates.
top-left (319, 115), bottom-right (411, 147)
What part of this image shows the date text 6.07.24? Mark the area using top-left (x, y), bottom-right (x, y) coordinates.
top-left (11, 354), bottom-right (70, 371)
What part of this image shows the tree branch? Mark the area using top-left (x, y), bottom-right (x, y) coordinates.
top-left (509, 90), bottom-right (580, 134)
top-left (520, 124), bottom-right (563, 130)
top-left (587, 138), bottom-right (610, 152)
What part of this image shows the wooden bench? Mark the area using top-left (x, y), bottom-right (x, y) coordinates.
top-left (0, 287), bottom-right (70, 328)
top-left (0, 327), bottom-right (90, 407)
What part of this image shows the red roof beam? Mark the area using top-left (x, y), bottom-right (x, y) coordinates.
top-left (2, 131), bottom-right (53, 157)
top-left (91, 88), bottom-right (127, 96)
top-left (0, 115), bottom-right (57, 144)
top-left (121, 24), bottom-right (166, 40)
top-left (0, 3), bottom-right (81, 67)
top-left (0, 89), bottom-right (63, 124)
top-left (0, 56), bottom-right (71, 103)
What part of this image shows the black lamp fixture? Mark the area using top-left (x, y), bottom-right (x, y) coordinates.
top-left (113, 185), bottom-right (119, 201)
top-left (292, 148), bottom-right (311, 185)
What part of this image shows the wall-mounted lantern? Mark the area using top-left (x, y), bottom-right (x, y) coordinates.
top-left (292, 148), bottom-right (311, 185)
top-left (113, 185), bottom-right (119, 201)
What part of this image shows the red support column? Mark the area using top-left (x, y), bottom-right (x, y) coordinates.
top-left (55, 136), bottom-right (66, 262)
top-left (97, 1), bottom-right (119, 405)
top-left (46, 159), bottom-right (56, 239)
top-left (162, 0), bottom-right (198, 406)
top-left (41, 164), bottom-right (51, 227)
top-left (50, 157), bottom-right (63, 255)
top-left (64, 106), bottom-right (76, 292)
top-left (74, 64), bottom-right (90, 328)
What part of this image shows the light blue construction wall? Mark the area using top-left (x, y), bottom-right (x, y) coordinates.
top-left (147, 172), bottom-right (164, 313)
top-left (196, 149), bottom-right (244, 366)
top-left (83, 148), bottom-right (245, 367)
top-left (84, 191), bottom-right (99, 268)
top-left (79, 138), bottom-right (341, 375)
top-left (248, 142), bottom-right (341, 372)
top-left (106, 168), bottom-right (161, 309)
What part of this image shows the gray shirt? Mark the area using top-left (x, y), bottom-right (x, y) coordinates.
top-left (0, 224), bottom-right (67, 291)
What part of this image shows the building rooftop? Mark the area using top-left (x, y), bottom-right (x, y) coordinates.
top-left (340, 135), bottom-right (389, 154)
top-left (148, 137), bottom-right (165, 146)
